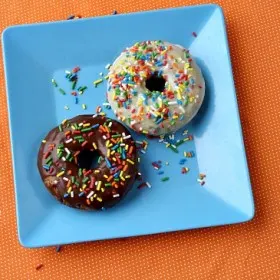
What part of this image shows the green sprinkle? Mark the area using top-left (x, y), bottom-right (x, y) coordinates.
top-left (169, 145), bottom-right (179, 153)
top-left (45, 156), bottom-right (53, 165)
top-left (59, 88), bottom-right (66, 95)
top-left (161, 177), bottom-right (169, 182)
top-left (52, 79), bottom-right (58, 87)
top-left (82, 177), bottom-right (89, 183)
top-left (72, 80), bottom-right (77, 90)
top-left (112, 134), bottom-right (121, 138)
top-left (105, 183), bottom-right (112, 187)
top-left (57, 152), bottom-right (63, 159)
top-left (82, 104), bottom-right (87, 110)
top-left (71, 176), bottom-right (75, 183)
top-left (176, 140), bottom-right (184, 147)
top-left (58, 125), bottom-right (62, 132)
top-left (75, 181), bottom-right (79, 186)
top-left (78, 169), bottom-right (82, 177)
top-left (81, 128), bottom-right (91, 132)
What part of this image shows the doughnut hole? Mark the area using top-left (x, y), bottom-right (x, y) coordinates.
top-left (145, 72), bottom-right (166, 92)
top-left (77, 149), bottom-right (99, 170)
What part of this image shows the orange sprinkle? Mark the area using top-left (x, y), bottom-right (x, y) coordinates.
top-left (107, 175), bottom-right (113, 182)
top-left (74, 151), bottom-right (80, 157)
top-left (128, 146), bottom-right (134, 154)
top-left (123, 165), bottom-right (128, 172)
top-left (67, 170), bottom-right (72, 175)
top-left (65, 131), bottom-right (71, 136)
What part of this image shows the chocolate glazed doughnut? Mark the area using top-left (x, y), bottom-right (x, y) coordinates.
top-left (38, 115), bottom-right (138, 210)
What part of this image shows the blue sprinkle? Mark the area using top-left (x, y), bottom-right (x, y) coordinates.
top-left (78, 192), bottom-right (84, 197)
top-left (75, 97), bottom-right (78, 104)
top-left (105, 157), bottom-right (111, 168)
top-left (114, 171), bottom-right (120, 178)
top-left (64, 193), bottom-right (69, 198)
top-left (112, 144), bottom-right (119, 150)
top-left (158, 171), bottom-right (164, 175)
top-left (43, 165), bottom-right (50, 170)
top-left (179, 159), bottom-right (187, 165)
top-left (92, 124), bottom-right (99, 129)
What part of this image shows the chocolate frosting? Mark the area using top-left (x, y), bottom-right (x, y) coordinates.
top-left (38, 115), bottom-right (138, 210)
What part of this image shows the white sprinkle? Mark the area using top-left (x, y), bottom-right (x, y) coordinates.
top-left (138, 172), bottom-right (142, 176)
top-left (179, 106), bottom-right (185, 113)
top-left (65, 70), bottom-right (71, 74)
top-left (197, 179), bottom-right (203, 183)
top-left (123, 135), bottom-right (131, 140)
top-left (146, 182), bottom-right (152, 188)
top-left (113, 194), bottom-right (120, 198)
top-left (103, 102), bottom-right (110, 106)
top-left (62, 157), bottom-right (66, 161)
top-left (87, 191), bottom-right (94, 198)
top-left (53, 180), bottom-right (58, 184)
top-left (65, 148), bottom-right (70, 154)
top-left (168, 101), bottom-right (177, 105)
top-left (120, 143), bottom-right (125, 146)
top-left (99, 72), bottom-right (103, 76)
top-left (95, 181), bottom-right (98, 186)
top-left (108, 122), bottom-right (112, 127)
top-left (105, 63), bottom-right (111, 69)
top-left (130, 120), bottom-right (136, 125)
top-left (63, 177), bottom-right (69, 181)
top-left (92, 114), bottom-right (98, 118)
top-left (65, 138), bottom-right (73, 144)
top-left (102, 135), bottom-right (107, 140)
top-left (183, 130), bottom-right (189, 135)
top-left (79, 122), bottom-right (83, 127)
top-left (70, 191), bottom-right (74, 198)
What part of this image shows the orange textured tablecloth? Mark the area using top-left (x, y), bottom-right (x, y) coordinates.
top-left (1, 1), bottom-right (280, 279)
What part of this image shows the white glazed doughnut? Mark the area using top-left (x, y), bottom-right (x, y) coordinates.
top-left (107, 40), bottom-right (205, 136)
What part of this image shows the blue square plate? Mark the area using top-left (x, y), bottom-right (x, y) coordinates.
top-left (2, 4), bottom-right (254, 248)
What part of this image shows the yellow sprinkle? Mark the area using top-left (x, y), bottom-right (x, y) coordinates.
top-left (94, 170), bottom-right (100, 174)
top-left (103, 175), bottom-right (108, 179)
top-left (92, 142), bottom-right (97, 149)
top-left (120, 176), bottom-right (125, 181)
top-left (112, 157), bottom-right (117, 162)
top-left (93, 78), bottom-right (103, 85)
top-left (71, 125), bottom-right (76, 130)
top-left (125, 144), bottom-right (128, 151)
top-left (96, 181), bottom-right (102, 191)
top-left (120, 171), bottom-right (124, 178)
top-left (94, 193), bottom-right (97, 198)
top-left (67, 187), bottom-right (72, 194)
top-left (105, 140), bottom-right (110, 147)
top-left (142, 130), bottom-right (148, 134)
top-left (83, 123), bottom-right (91, 127)
top-left (111, 150), bottom-right (115, 155)
top-left (82, 184), bottom-right (87, 190)
top-left (56, 171), bottom-right (64, 177)
top-left (99, 112), bottom-right (106, 116)
top-left (166, 143), bottom-right (170, 148)
top-left (127, 159), bottom-right (135, 165)
top-left (101, 188), bottom-right (105, 192)
top-left (90, 197), bottom-right (94, 201)
top-left (184, 152), bottom-right (187, 157)
top-left (189, 97), bottom-right (194, 103)
top-left (62, 119), bottom-right (68, 125)
top-left (125, 175), bottom-right (131, 179)
top-left (108, 143), bottom-right (113, 147)
top-left (97, 197), bottom-right (102, 202)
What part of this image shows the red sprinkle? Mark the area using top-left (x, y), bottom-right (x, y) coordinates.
top-left (192, 32), bottom-right (197, 37)
top-left (36, 264), bottom-right (44, 271)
